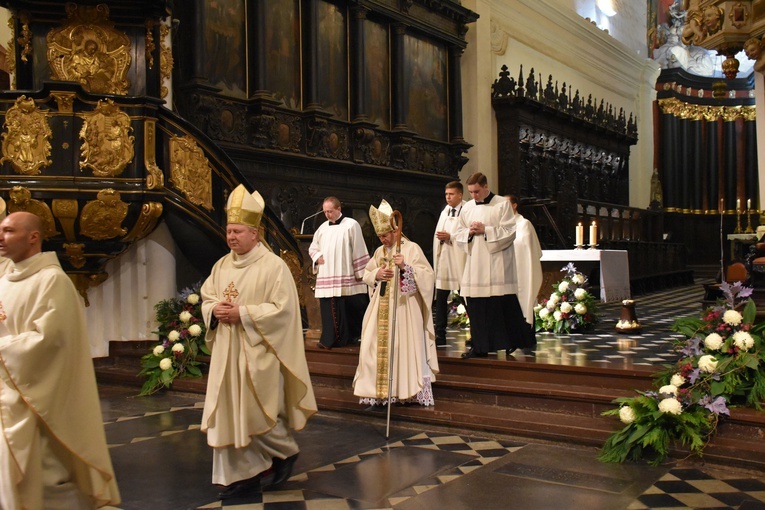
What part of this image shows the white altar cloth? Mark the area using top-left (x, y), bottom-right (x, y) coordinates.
top-left (540, 249), bottom-right (631, 302)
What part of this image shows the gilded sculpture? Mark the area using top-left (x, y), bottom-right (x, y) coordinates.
top-left (7, 186), bottom-right (59, 238)
top-left (79, 99), bottom-right (135, 177)
top-left (159, 23), bottom-right (173, 99)
top-left (47, 4), bottom-right (131, 95)
top-left (80, 188), bottom-right (129, 240)
top-left (0, 96), bottom-right (53, 175)
top-left (169, 135), bottom-right (213, 211)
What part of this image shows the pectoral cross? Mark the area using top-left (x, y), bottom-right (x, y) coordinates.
top-left (223, 282), bottom-right (239, 302)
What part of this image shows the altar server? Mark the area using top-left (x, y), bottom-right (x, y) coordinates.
top-left (507, 195), bottom-right (543, 336)
top-left (309, 196), bottom-right (370, 348)
top-left (454, 173), bottom-right (533, 358)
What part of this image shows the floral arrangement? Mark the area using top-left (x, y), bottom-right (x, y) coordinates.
top-left (534, 263), bottom-right (598, 334)
top-left (449, 291), bottom-right (470, 329)
top-left (599, 281), bottom-right (765, 465)
top-left (138, 284), bottom-right (210, 396)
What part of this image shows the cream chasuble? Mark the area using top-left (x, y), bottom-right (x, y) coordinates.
top-left (353, 239), bottom-right (439, 403)
top-left (432, 201), bottom-right (467, 291)
top-left (309, 217), bottom-right (369, 297)
top-left (454, 195), bottom-right (518, 297)
top-left (514, 214), bottom-right (543, 325)
top-left (201, 243), bottom-right (317, 450)
top-left (0, 252), bottom-right (120, 509)
top-left (0, 256), bottom-right (11, 277)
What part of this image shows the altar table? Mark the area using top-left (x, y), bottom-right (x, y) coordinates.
top-left (540, 249), bottom-right (630, 302)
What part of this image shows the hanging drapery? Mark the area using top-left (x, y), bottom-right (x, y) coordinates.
top-left (657, 98), bottom-right (756, 214)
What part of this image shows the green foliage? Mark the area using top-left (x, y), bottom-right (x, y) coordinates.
top-left (600, 290), bottom-right (765, 465)
top-left (138, 283), bottom-right (208, 396)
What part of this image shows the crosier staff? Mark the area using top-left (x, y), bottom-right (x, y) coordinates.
top-left (386, 210), bottom-right (403, 439)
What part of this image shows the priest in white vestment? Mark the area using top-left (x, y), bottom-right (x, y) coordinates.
top-left (0, 212), bottom-right (120, 509)
top-left (0, 197), bottom-right (12, 276)
top-left (454, 173), bottom-right (534, 358)
top-left (201, 185), bottom-right (317, 500)
top-left (507, 195), bottom-right (543, 330)
top-left (354, 200), bottom-right (439, 407)
top-left (432, 181), bottom-right (467, 346)
top-left (309, 196), bottom-right (370, 348)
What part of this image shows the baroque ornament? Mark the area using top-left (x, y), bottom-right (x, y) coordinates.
top-left (47, 3), bottom-right (131, 95)
top-left (79, 99), bottom-right (135, 177)
top-left (169, 135), bottom-right (213, 211)
top-left (80, 188), bottom-right (129, 240)
top-left (8, 186), bottom-right (59, 238)
top-left (1, 96), bottom-right (53, 175)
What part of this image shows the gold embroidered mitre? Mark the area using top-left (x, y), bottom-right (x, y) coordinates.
top-left (226, 184), bottom-right (264, 228)
top-left (369, 199), bottom-right (397, 235)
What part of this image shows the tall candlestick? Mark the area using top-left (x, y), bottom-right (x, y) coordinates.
top-left (720, 198), bottom-right (724, 213)
top-left (575, 222), bottom-right (584, 246)
top-left (589, 221), bottom-right (597, 247)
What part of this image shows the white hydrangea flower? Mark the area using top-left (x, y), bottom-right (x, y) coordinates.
top-left (159, 357), bottom-right (173, 371)
top-left (698, 354), bottom-right (718, 373)
top-left (723, 309), bottom-right (743, 326)
top-left (704, 333), bottom-right (724, 351)
top-left (456, 304), bottom-right (467, 315)
top-left (533, 304), bottom-right (543, 313)
top-left (179, 311), bottom-right (192, 323)
top-left (670, 374), bottom-right (686, 387)
top-left (539, 308), bottom-right (550, 319)
top-left (546, 300), bottom-right (556, 310)
top-left (571, 273), bottom-right (585, 285)
top-left (574, 288), bottom-right (587, 300)
top-left (172, 343), bottom-right (185, 353)
top-left (188, 324), bottom-right (203, 337)
top-left (560, 302), bottom-right (573, 314)
top-left (153, 345), bottom-right (165, 356)
top-left (659, 384), bottom-right (678, 397)
top-left (658, 398), bottom-right (682, 415)
top-left (187, 294), bottom-right (200, 305)
top-left (733, 331), bottom-right (754, 351)
top-left (574, 303), bottom-right (587, 315)
top-left (553, 311), bottom-right (562, 321)
top-left (619, 406), bottom-right (635, 424)
top-left (167, 330), bottom-right (181, 342)
top-left (558, 281), bottom-right (570, 293)
top-left (549, 293), bottom-right (560, 304)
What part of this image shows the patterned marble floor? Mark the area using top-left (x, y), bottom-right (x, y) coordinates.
top-left (99, 280), bottom-right (765, 509)
top-left (100, 386), bottom-right (765, 510)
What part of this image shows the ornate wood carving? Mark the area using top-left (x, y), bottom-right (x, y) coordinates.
top-left (80, 188), bottom-right (129, 240)
top-left (169, 135), bottom-right (213, 211)
top-left (52, 198), bottom-right (79, 242)
top-left (47, 4), bottom-right (132, 95)
top-left (79, 99), bottom-right (135, 177)
top-left (0, 96), bottom-right (52, 175)
top-left (7, 186), bottom-right (59, 238)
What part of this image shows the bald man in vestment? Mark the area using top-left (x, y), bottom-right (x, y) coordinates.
top-left (0, 211), bottom-right (120, 509)
top-left (201, 185), bottom-right (317, 500)
top-left (0, 197), bottom-right (12, 275)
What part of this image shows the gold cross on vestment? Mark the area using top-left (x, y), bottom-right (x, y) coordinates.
top-left (223, 282), bottom-right (239, 302)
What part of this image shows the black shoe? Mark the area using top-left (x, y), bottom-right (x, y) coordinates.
top-left (317, 342), bottom-right (331, 349)
top-left (436, 337), bottom-right (447, 347)
top-left (461, 349), bottom-right (487, 359)
top-left (506, 348), bottom-right (517, 356)
top-left (266, 453), bottom-right (298, 489)
top-left (218, 474), bottom-right (262, 500)
top-left (365, 403), bottom-right (386, 412)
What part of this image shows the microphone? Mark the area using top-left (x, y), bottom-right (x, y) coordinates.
top-left (300, 210), bottom-right (324, 234)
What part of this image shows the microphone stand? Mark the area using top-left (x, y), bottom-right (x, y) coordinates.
top-left (300, 210), bottom-right (324, 234)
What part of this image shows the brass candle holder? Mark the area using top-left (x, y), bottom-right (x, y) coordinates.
top-left (735, 208), bottom-right (742, 234)
top-left (745, 208), bottom-right (755, 234)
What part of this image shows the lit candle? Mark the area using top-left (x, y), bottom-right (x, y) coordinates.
top-left (748, 198), bottom-right (752, 211)
top-left (576, 222), bottom-right (584, 246)
top-left (737, 198), bottom-right (741, 211)
top-left (589, 221), bottom-right (598, 246)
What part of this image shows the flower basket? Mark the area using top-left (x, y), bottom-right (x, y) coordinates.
top-left (138, 283), bottom-right (210, 396)
top-left (534, 263), bottom-right (598, 334)
top-left (599, 281), bottom-right (765, 465)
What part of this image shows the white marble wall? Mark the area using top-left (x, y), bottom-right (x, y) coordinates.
top-left (461, 0), bottom-right (660, 207)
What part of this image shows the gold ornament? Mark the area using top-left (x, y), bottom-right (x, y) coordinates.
top-left (79, 188), bottom-right (129, 240)
top-left (79, 99), bottom-right (135, 177)
top-left (7, 186), bottom-right (59, 238)
top-left (1, 96), bottom-right (53, 175)
top-left (169, 135), bottom-right (213, 211)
